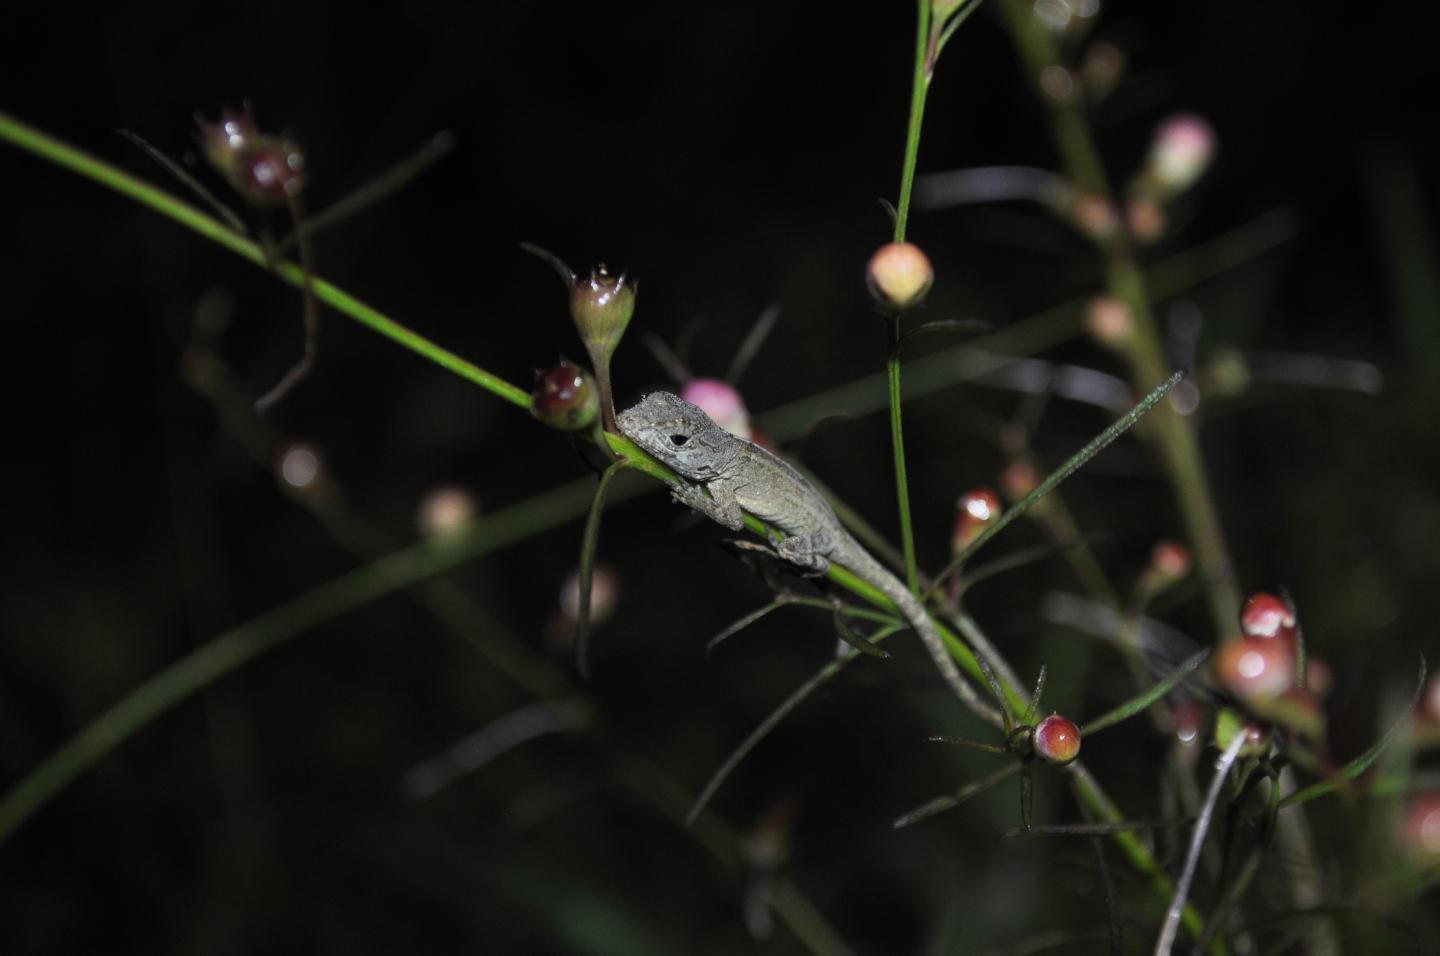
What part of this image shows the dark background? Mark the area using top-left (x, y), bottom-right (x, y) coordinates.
top-left (2, 1), bottom-right (1438, 953)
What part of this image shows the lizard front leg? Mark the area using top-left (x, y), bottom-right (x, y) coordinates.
top-left (671, 477), bottom-right (746, 532)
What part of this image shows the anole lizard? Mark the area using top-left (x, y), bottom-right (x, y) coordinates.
top-left (618, 390), bottom-right (1000, 725)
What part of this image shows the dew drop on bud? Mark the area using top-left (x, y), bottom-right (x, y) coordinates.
top-left (951, 487), bottom-right (1001, 555)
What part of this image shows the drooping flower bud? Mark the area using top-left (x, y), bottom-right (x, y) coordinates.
top-left (951, 487), bottom-right (1001, 555)
top-left (531, 360), bottom-right (600, 432)
top-left (681, 378), bottom-right (753, 440)
top-left (866, 242), bottom-right (933, 314)
top-left (570, 264), bottom-right (636, 366)
top-left (197, 106), bottom-right (306, 206)
top-left (1032, 714), bottom-right (1081, 765)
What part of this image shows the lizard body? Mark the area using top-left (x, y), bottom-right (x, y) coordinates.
top-left (618, 391), bottom-right (999, 724)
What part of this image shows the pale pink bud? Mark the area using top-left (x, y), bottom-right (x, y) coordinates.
top-left (865, 242), bottom-right (933, 314)
top-left (1403, 793), bottom-right (1440, 859)
top-left (681, 378), bottom-right (753, 440)
top-left (1084, 295), bottom-right (1133, 347)
top-left (559, 564), bottom-right (621, 626)
top-left (1148, 113), bottom-right (1216, 195)
top-left (417, 485), bottom-right (477, 538)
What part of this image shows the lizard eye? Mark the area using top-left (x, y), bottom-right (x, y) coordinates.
top-left (669, 434), bottom-right (689, 447)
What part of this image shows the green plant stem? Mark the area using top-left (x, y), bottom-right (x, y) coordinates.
top-left (0, 110), bottom-right (531, 410)
top-left (884, 0), bottom-right (936, 594)
top-left (994, 5), bottom-right (1240, 639)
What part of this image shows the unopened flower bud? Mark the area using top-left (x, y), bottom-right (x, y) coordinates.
top-left (1216, 636), bottom-right (1294, 702)
top-left (570, 264), bottom-right (636, 364)
top-left (1069, 193), bottom-right (1119, 241)
top-left (1084, 295), bottom-right (1133, 347)
top-left (1150, 540), bottom-right (1192, 582)
top-left (198, 106), bottom-right (305, 206)
top-left (277, 442), bottom-right (322, 490)
top-left (1033, 714), bottom-right (1081, 765)
top-left (1125, 195), bottom-right (1166, 244)
top-left (866, 242), bottom-right (933, 314)
top-left (1403, 793), bottom-right (1440, 859)
top-left (1240, 592), bottom-right (1296, 641)
top-left (1080, 41), bottom-right (1126, 100)
top-left (681, 378), bottom-right (752, 440)
top-left (999, 459), bottom-right (1040, 502)
top-left (559, 564), bottom-right (621, 626)
top-left (531, 360), bottom-right (599, 432)
top-left (951, 487), bottom-right (1001, 555)
top-left (1146, 113), bottom-right (1216, 196)
top-left (417, 485), bottom-right (478, 538)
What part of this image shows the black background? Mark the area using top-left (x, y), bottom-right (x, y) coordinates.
top-left (3, 2), bottom-right (1439, 953)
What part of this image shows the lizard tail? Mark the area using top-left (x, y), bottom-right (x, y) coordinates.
top-left (846, 547), bottom-right (1004, 726)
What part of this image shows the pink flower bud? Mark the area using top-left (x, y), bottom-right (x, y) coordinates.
top-left (1084, 295), bottom-right (1133, 347)
top-left (951, 487), bottom-right (1001, 555)
top-left (866, 242), bottom-right (933, 314)
top-left (999, 460), bottom-right (1040, 502)
top-left (1149, 540), bottom-right (1192, 582)
top-left (417, 485), bottom-right (478, 538)
top-left (559, 564), bottom-right (620, 626)
top-left (1147, 113), bottom-right (1216, 195)
top-left (1240, 592), bottom-right (1296, 641)
top-left (1216, 636), bottom-right (1295, 702)
top-left (681, 378), bottom-right (752, 440)
top-left (1402, 792), bottom-right (1440, 859)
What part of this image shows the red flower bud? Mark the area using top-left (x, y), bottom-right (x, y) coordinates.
top-left (1032, 714), bottom-right (1081, 765)
top-left (1215, 636), bottom-right (1294, 702)
top-left (1240, 592), bottom-right (1296, 641)
top-left (531, 360), bottom-right (599, 432)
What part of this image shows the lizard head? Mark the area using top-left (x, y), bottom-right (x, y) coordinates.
top-left (617, 391), bottom-right (736, 480)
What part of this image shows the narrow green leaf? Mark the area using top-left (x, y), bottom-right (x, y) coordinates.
top-left (117, 129), bottom-right (248, 233)
top-left (725, 302), bottom-right (782, 385)
top-left (926, 371), bottom-right (1185, 602)
top-left (686, 624), bottom-right (904, 826)
top-left (892, 762), bottom-right (1022, 829)
top-left (575, 461), bottom-right (628, 679)
top-left (1081, 648), bottom-right (1209, 737)
top-left (275, 131), bottom-right (456, 254)
top-left (705, 599), bottom-right (787, 657)
top-left (1024, 663), bottom-right (1048, 727)
top-left (1280, 655), bottom-right (1427, 809)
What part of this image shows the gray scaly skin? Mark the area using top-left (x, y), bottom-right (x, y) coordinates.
top-left (618, 391), bottom-right (1001, 725)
